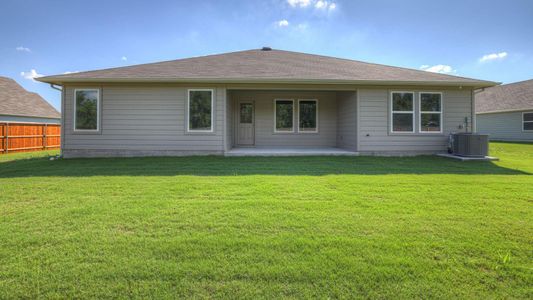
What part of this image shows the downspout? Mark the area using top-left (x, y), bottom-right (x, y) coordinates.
top-left (471, 87), bottom-right (486, 133)
top-left (50, 84), bottom-right (62, 92)
top-left (50, 83), bottom-right (65, 157)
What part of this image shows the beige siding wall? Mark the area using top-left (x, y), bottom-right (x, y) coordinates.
top-left (225, 90), bottom-right (234, 150)
top-left (60, 83), bottom-right (477, 157)
top-left (336, 91), bottom-right (357, 151)
top-left (63, 84), bottom-right (226, 157)
top-left (477, 111), bottom-right (533, 141)
top-left (358, 88), bottom-right (472, 153)
top-left (230, 90), bottom-right (337, 147)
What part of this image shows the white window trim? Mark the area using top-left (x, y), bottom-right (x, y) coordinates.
top-left (187, 89), bottom-right (214, 133)
top-left (523, 111), bottom-right (533, 132)
top-left (419, 92), bottom-right (443, 134)
top-left (73, 88), bottom-right (100, 132)
top-left (390, 91), bottom-right (415, 133)
top-left (297, 99), bottom-right (319, 133)
top-left (274, 99), bottom-right (295, 133)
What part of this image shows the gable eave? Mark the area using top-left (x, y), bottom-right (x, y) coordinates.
top-left (36, 76), bottom-right (499, 89)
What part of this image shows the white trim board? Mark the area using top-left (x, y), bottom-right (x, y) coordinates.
top-left (522, 111), bottom-right (533, 132)
top-left (418, 92), bottom-right (443, 134)
top-left (73, 88), bottom-right (100, 133)
top-left (273, 98), bottom-right (295, 133)
top-left (477, 108), bottom-right (533, 114)
top-left (187, 88), bottom-right (215, 133)
top-left (297, 99), bottom-right (318, 133)
top-left (390, 91), bottom-right (415, 133)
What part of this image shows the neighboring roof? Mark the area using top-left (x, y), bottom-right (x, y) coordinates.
top-left (476, 79), bottom-right (533, 114)
top-left (37, 49), bottom-right (497, 88)
top-left (0, 76), bottom-right (60, 119)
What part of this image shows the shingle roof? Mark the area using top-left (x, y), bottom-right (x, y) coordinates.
top-left (0, 76), bottom-right (60, 119)
top-left (476, 79), bottom-right (533, 113)
top-left (37, 49), bottom-right (497, 87)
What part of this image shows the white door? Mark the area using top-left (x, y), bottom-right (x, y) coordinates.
top-left (237, 102), bottom-right (254, 146)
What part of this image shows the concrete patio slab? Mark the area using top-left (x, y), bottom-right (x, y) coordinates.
top-left (225, 147), bottom-right (358, 157)
top-left (437, 153), bottom-right (499, 161)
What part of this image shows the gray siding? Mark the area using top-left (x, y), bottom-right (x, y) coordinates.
top-left (358, 88), bottom-right (472, 153)
top-left (0, 115), bottom-right (60, 124)
top-left (336, 91), bottom-right (357, 151)
top-left (62, 84), bottom-right (225, 157)
top-left (230, 90), bottom-right (337, 147)
top-left (477, 111), bottom-right (533, 141)
top-left (60, 83), bottom-right (477, 157)
top-left (225, 90), bottom-right (234, 150)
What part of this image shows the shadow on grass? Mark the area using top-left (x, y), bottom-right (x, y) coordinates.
top-left (0, 155), bottom-right (529, 178)
top-left (491, 140), bottom-right (533, 145)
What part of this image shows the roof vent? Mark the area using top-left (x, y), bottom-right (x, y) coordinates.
top-left (261, 46), bottom-right (272, 51)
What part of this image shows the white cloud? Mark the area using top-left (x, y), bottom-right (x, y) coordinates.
top-left (277, 19), bottom-right (289, 27)
top-left (315, 0), bottom-right (326, 8)
top-left (420, 64), bottom-right (456, 74)
top-left (315, 0), bottom-right (336, 10)
top-left (479, 52), bottom-right (507, 63)
top-left (121, 56), bottom-right (128, 61)
top-left (297, 23), bottom-right (308, 30)
top-left (287, 0), bottom-right (311, 7)
top-left (63, 71), bottom-right (79, 74)
top-left (288, 0), bottom-right (336, 10)
top-left (16, 46), bottom-right (31, 52)
top-left (20, 69), bottom-right (43, 81)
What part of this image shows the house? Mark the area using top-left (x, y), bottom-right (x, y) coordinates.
top-left (476, 79), bottom-right (533, 141)
top-left (0, 76), bottom-right (60, 124)
top-left (36, 48), bottom-right (497, 158)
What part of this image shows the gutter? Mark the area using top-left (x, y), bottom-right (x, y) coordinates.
top-left (470, 87), bottom-right (493, 133)
top-left (477, 108), bottom-right (533, 115)
top-left (0, 113), bottom-right (60, 120)
top-left (36, 77), bottom-right (500, 89)
top-left (50, 84), bottom-right (63, 91)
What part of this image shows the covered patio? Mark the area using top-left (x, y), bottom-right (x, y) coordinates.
top-left (226, 89), bottom-right (358, 154)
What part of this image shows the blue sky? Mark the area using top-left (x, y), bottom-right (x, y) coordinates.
top-left (1, 0), bottom-right (532, 111)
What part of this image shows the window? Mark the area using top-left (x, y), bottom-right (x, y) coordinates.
top-left (274, 99), bottom-right (294, 132)
top-left (524, 112), bottom-right (533, 131)
top-left (74, 89), bottom-right (99, 131)
top-left (391, 92), bottom-right (414, 133)
top-left (188, 89), bottom-right (213, 132)
top-left (240, 103), bottom-right (253, 124)
top-left (419, 92), bottom-right (443, 133)
top-left (298, 99), bottom-right (318, 133)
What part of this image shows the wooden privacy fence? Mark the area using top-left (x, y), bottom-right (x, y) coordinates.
top-left (0, 122), bottom-right (60, 154)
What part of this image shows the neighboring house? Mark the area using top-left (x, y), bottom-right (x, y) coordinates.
top-left (476, 79), bottom-right (533, 141)
top-left (36, 48), bottom-right (497, 158)
top-left (0, 76), bottom-right (60, 123)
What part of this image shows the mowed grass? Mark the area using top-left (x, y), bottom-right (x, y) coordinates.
top-left (0, 143), bottom-right (532, 299)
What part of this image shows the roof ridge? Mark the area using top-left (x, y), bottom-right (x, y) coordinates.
top-left (0, 76), bottom-right (20, 83)
top-left (0, 76), bottom-right (34, 92)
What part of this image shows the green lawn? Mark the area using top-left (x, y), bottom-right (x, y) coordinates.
top-left (0, 142), bottom-right (532, 299)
